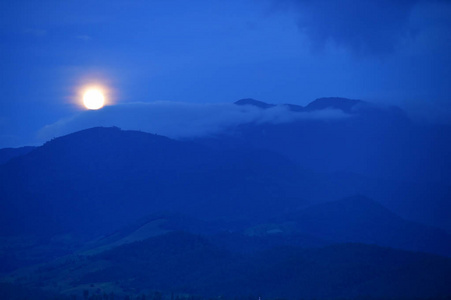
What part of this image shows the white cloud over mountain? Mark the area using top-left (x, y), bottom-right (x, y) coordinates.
top-left (38, 101), bottom-right (348, 143)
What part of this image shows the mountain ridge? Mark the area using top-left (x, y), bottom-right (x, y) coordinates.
top-left (0, 126), bottom-right (311, 237)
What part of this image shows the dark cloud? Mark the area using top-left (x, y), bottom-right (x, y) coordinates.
top-left (276, 0), bottom-right (419, 55)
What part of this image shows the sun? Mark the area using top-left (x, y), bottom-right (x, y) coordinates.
top-left (83, 88), bottom-right (105, 110)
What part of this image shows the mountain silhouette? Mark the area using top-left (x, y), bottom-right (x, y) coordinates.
top-left (0, 126), bottom-right (311, 238)
top-left (1, 105), bottom-right (451, 299)
top-left (1, 124), bottom-right (450, 244)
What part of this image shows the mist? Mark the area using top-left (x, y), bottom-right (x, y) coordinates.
top-left (38, 101), bottom-right (349, 142)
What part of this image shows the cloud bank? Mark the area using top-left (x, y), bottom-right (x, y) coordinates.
top-left (38, 101), bottom-right (348, 143)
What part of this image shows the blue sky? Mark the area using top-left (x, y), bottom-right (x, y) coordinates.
top-left (1, 0), bottom-right (450, 148)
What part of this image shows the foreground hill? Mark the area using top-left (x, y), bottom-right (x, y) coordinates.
top-left (5, 231), bottom-right (451, 299)
top-left (273, 195), bottom-right (451, 256)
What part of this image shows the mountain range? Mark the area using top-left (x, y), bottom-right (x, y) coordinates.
top-left (1, 97), bottom-right (451, 299)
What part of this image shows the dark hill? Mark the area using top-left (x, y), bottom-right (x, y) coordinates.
top-left (279, 195), bottom-right (451, 256)
top-left (81, 231), bottom-right (237, 293)
top-left (10, 231), bottom-right (451, 299)
top-left (83, 212), bottom-right (231, 254)
top-left (245, 243), bottom-right (451, 299)
top-left (0, 127), bottom-right (309, 238)
top-left (0, 146), bottom-right (35, 165)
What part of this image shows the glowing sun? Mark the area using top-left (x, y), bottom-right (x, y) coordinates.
top-left (83, 88), bottom-right (105, 110)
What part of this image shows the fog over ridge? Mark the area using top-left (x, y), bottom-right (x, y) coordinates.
top-left (38, 101), bottom-right (349, 143)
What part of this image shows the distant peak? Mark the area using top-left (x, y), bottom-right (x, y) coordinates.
top-left (305, 97), bottom-right (365, 113)
top-left (234, 98), bottom-right (275, 109)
